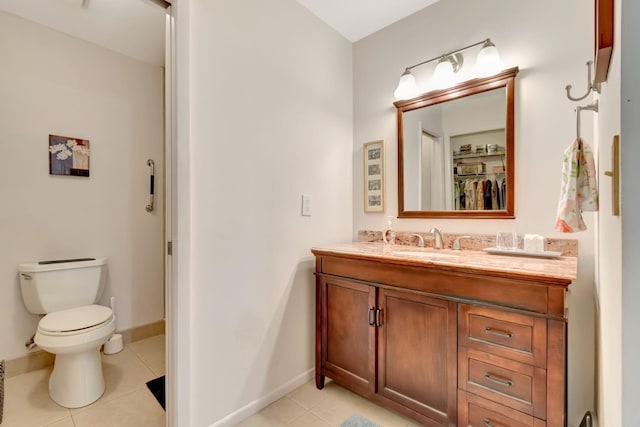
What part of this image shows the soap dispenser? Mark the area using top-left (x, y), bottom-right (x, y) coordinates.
top-left (382, 216), bottom-right (396, 245)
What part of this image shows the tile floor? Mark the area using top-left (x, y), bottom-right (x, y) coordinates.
top-left (3, 335), bottom-right (419, 427)
top-left (2, 334), bottom-right (166, 427)
top-left (235, 380), bottom-right (421, 427)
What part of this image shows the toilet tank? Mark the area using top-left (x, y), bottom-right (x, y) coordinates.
top-left (18, 257), bottom-right (107, 314)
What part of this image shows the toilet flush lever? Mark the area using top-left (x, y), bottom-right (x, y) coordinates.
top-left (21, 273), bottom-right (32, 280)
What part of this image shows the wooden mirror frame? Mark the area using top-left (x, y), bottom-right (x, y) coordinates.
top-left (394, 67), bottom-right (518, 219)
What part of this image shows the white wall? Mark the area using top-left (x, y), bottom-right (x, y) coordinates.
top-left (594, 0), bottom-right (622, 424)
top-left (593, 1), bottom-right (640, 425)
top-left (181, 0), bottom-right (353, 425)
top-left (619, 0), bottom-right (640, 425)
top-left (353, 0), bottom-right (596, 424)
top-left (0, 11), bottom-right (165, 361)
top-left (169, 2), bottom-right (192, 424)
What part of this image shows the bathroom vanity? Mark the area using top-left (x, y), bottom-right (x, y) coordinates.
top-left (311, 242), bottom-right (577, 427)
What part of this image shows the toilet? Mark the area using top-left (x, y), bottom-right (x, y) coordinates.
top-left (18, 257), bottom-right (116, 408)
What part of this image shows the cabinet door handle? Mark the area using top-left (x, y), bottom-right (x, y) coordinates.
top-left (484, 373), bottom-right (513, 387)
top-left (367, 307), bottom-right (375, 326)
top-left (375, 308), bottom-right (383, 327)
top-left (483, 326), bottom-right (513, 339)
top-left (482, 418), bottom-right (494, 427)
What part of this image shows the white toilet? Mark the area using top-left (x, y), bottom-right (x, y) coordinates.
top-left (18, 257), bottom-right (116, 408)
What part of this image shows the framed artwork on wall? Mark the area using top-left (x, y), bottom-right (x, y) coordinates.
top-left (364, 140), bottom-right (384, 213)
top-left (49, 135), bottom-right (90, 177)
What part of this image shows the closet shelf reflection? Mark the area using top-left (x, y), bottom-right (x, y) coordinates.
top-left (455, 172), bottom-right (505, 177)
top-left (453, 151), bottom-right (505, 160)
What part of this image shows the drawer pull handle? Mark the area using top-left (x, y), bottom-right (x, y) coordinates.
top-left (484, 373), bottom-right (513, 387)
top-left (484, 326), bottom-right (513, 338)
top-left (482, 418), bottom-right (494, 427)
top-left (368, 307), bottom-right (375, 326)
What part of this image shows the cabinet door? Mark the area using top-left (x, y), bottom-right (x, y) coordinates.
top-left (320, 276), bottom-right (376, 396)
top-left (377, 288), bottom-right (457, 426)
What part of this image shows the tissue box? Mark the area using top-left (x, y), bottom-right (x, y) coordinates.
top-left (524, 234), bottom-right (544, 253)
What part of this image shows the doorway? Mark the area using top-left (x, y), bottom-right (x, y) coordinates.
top-left (0, 0), bottom-right (172, 425)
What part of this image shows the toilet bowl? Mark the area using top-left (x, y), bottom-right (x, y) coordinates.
top-left (35, 305), bottom-right (116, 408)
top-left (18, 258), bottom-right (115, 408)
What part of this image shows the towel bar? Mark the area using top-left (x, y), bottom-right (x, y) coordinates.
top-left (575, 101), bottom-right (599, 140)
top-left (146, 159), bottom-right (155, 213)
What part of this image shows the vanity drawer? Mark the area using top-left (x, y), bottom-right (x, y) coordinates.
top-left (459, 348), bottom-right (546, 419)
top-left (459, 304), bottom-right (547, 367)
top-left (458, 391), bottom-right (546, 427)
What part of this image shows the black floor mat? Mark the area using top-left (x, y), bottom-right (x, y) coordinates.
top-left (146, 376), bottom-right (165, 410)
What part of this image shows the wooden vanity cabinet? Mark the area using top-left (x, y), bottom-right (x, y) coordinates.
top-left (317, 275), bottom-right (457, 426)
top-left (313, 252), bottom-right (571, 427)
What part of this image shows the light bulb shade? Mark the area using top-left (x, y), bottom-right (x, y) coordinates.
top-left (431, 58), bottom-right (455, 90)
top-left (474, 41), bottom-right (504, 77)
top-left (393, 71), bottom-right (419, 100)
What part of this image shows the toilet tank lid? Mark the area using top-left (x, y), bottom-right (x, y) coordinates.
top-left (18, 257), bottom-right (107, 273)
top-left (39, 304), bottom-right (113, 332)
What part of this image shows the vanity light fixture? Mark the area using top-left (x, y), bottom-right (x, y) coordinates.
top-left (393, 70), bottom-right (419, 100)
top-left (393, 38), bottom-right (504, 100)
top-left (431, 53), bottom-right (462, 90)
top-left (473, 39), bottom-right (503, 77)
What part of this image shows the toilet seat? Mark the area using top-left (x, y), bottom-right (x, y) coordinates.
top-left (39, 304), bottom-right (113, 336)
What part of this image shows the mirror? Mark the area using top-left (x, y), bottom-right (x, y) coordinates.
top-left (395, 67), bottom-right (518, 218)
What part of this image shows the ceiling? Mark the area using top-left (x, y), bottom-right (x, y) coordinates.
top-left (0, 0), bottom-right (440, 66)
top-left (0, 0), bottom-right (167, 65)
top-left (296, 0), bottom-right (440, 42)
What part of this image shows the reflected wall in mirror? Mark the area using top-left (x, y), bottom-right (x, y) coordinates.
top-left (395, 67), bottom-right (518, 218)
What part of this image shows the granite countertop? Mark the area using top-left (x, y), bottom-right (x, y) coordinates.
top-left (311, 241), bottom-right (578, 283)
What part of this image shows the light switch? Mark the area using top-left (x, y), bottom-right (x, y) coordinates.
top-left (301, 194), bottom-right (312, 216)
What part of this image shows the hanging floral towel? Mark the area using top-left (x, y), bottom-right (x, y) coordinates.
top-left (555, 139), bottom-right (598, 232)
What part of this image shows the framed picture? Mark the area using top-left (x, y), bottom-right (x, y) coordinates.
top-left (49, 134), bottom-right (90, 177)
top-left (364, 140), bottom-right (384, 213)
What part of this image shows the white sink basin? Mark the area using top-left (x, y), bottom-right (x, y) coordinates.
top-left (391, 250), bottom-right (459, 259)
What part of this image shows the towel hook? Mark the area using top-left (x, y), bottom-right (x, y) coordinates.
top-left (566, 61), bottom-right (601, 101)
top-left (576, 101), bottom-right (599, 140)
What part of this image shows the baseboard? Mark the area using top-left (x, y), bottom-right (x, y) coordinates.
top-left (5, 319), bottom-right (165, 378)
top-left (209, 368), bottom-right (314, 427)
top-left (119, 319), bottom-right (165, 346)
top-left (5, 350), bottom-right (54, 379)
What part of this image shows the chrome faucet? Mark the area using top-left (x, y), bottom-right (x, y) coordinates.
top-left (410, 234), bottom-right (425, 248)
top-left (429, 227), bottom-right (443, 249)
top-left (453, 235), bottom-right (472, 251)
